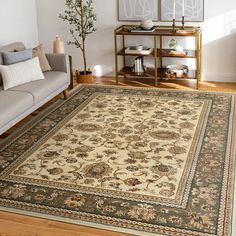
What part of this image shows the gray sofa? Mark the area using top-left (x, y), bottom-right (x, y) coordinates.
top-left (0, 42), bottom-right (70, 135)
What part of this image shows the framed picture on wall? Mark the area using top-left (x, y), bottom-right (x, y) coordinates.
top-left (118, 0), bottom-right (158, 21)
top-left (161, 0), bottom-right (204, 22)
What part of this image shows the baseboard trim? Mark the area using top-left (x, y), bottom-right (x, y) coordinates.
top-left (95, 75), bottom-right (236, 83)
top-left (202, 73), bottom-right (236, 83)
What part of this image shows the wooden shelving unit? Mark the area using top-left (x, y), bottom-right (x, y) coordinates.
top-left (114, 25), bottom-right (202, 89)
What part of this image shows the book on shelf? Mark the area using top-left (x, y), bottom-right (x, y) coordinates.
top-left (132, 56), bottom-right (146, 74)
top-left (130, 26), bottom-right (156, 33)
top-left (125, 46), bottom-right (153, 55)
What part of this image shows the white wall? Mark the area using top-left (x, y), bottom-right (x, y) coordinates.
top-left (36, 0), bottom-right (236, 82)
top-left (36, 0), bottom-right (118, 76)
top-left (0, 0), bottom-right (38, 47)
top-left (202, 1), bottom-right (236, 82)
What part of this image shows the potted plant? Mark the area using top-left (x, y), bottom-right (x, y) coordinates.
top-left (59, 0), bottom-right (97, 83)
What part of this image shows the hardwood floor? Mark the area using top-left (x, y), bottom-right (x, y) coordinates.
top-left (0, 77), bottom-right (236, 236)
top-left (0, 211), bottom-right (128, 236)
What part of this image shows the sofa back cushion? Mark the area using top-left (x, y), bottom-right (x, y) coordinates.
top-left (0, 42), bottom-right (26, 86)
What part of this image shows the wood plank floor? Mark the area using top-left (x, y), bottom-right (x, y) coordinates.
top-left (0, 77), bottom-right (236, 236)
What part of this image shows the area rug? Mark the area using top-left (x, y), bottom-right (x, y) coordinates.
top-left (0, 85), bottom-right (235, 236)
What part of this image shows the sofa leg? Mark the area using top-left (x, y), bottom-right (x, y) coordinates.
top-left (62, 90), bottom-right (67, 100)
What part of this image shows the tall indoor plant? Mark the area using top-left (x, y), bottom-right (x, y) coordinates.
top-left (59, 0), bottom-right (97, 83)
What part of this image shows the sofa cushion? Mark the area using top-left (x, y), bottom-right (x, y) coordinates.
top-left (0, 89), bottom-right (34, 128)
top-left (33, 44), bottom-right (52, 72)
top-left (9, 71), bottom-right (68, 104)
top-left (0, 57), bottom-right (45, 90)
top-left (2, 48), bottom-right (32, 65)
top-left (0, 42), bottom-right (26, 86)
top-left (0, 42), bottom-right (26, 65)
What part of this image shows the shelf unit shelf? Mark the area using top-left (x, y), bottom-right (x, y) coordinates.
top-left (114, 25), bottom-right (202, 89)
top-left (117, 48), bottom-right (155, 57)
top-left (157, 49), bottom-right (197, 58)
top-left (119, 67), bottom-right (155, 78)
top-left (119, 67), bottom-right (196, 80)
top-left (117, 48), bottom-right (196, 58)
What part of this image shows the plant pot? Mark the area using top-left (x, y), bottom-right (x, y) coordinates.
top-left (76, 70), bottom-right (93, 84)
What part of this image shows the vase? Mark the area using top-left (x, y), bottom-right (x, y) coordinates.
top-left (53, 36), bottom-right (65, 54)
top-left (140, 19), bottom-right (154, 30)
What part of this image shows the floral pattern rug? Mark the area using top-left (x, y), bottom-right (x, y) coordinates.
top-left (0, 85), bottom-right (235, 236)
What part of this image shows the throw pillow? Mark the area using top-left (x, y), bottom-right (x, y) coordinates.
top-left (32, 44), bottom-right (52, 72)
top-left (0, 57), bottom-right (45, 90)
top-left (2, 48), bottom-right (32, 65)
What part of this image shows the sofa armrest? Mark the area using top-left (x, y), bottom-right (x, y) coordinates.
top-left (46, 53), bottom-right (70, 73)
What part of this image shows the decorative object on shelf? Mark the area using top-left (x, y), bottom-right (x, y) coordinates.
top-left (169, 50), bottom-right (187, 56)
top-left (59, 0), bottom-right (97, 83)
top-left (53, 36), bottom-right (65, 54)
top-left (141, 19), bottom-right (154, 29)
top-left (136, 45), bottom-right (143, 50)
top-left (168, 38), bottom-right (178, 49)
top-left (161, 0), bottom-right (204, 22)
top-left (172, 0), bottom-right (176, 32)
top-left (175, 44), bottom-right (184, 52)
top-left (181, 0), bottom-right (185, 29)
top-left (165, 70), bottom-right (176, 80)
top-left (132, 56), bottom-right (146, 74)
top-left (125, 46), bottom-right (153, 55)
top-left (118, 0), bottom-right (158, 21)
top-left (168, 39), bottom-right (186, 55)
top-left (181, 16), bottom-right (185, 29)
top-left (130, 26), bottom-right (156, 33)
top-left (166, 64), bottom-right (188, 77)
top-left (172, 18), bottom-right (176, 33)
